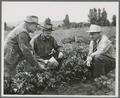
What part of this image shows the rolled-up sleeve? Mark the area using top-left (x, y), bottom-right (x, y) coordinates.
top-left (17, 32), bottom-right (39, 67)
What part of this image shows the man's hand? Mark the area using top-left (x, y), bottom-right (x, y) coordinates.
top-left (37, 62), bottom-right (48, 71)
top-left (87, 61), bottom-right (91, 67)
top-left (44, 60), bottom-right (49, 64)
top-left (48, 57), bottom-right (59, 67)
top-left (58, 52), bottom-right (63, 58)
top-left (38, 62), bottom-right (45, 69)
top-left (86, 56), bottom-right (92, 67)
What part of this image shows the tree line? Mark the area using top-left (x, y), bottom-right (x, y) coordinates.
top-left (88, 8), bottom-right (116, 26)
top-left (63, 8), bottom-right (116, 29)
top-left (4, 8), bottom-right (116, 31)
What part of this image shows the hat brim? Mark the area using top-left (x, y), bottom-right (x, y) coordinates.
top-left (24, 20), bottom-right (40, 25)
top-left (43, 28), bottom-right (55, 31)
top-left (40, 25), bottom-right (55, 31)
top-left (86, 30), bottom-right (101, 33)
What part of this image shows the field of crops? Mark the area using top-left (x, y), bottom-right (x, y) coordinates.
top-left (4, 26), bottom-right (116, 95)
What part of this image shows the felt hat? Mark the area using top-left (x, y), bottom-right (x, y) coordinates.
top-left (24, 15), bottom-right (39, 25)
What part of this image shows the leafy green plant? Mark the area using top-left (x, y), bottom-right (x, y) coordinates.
top-left (4, 44), bottom-right (91, 94)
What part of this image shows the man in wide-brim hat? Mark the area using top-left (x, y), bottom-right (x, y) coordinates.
top-left (86, 24), bottom-right (115, 80)
top-left (31, 18), bottom-right (63, 70)
top-left (4, 15), bottom-right (45, 78)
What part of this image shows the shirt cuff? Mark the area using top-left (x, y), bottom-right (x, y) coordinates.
top-left (90, 53), bottom-right (95, 58)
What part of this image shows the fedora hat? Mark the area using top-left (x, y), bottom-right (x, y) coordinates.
top-left (43, 23), bottom-right (54, 31)
top-left (24, 15), bottom-right (39, 25)
top-left (87, 24), bottom-right (102, 33)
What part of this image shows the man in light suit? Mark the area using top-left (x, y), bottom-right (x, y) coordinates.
top-left (86, 24), bottom-right (115, 79)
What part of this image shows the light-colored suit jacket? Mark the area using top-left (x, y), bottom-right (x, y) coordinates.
top-left (88, 35), bottom-right (115, 58)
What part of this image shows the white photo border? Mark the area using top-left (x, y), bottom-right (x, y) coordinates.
top-left (1, 1), bottom-right (119, 97)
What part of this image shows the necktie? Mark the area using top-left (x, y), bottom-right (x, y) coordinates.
top-left (93, 40), bottom-right (97, 52)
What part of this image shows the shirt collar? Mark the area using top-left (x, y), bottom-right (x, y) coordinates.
top-left (96, 35), bottom-right (102, 44)
top-left (41, 33), bottom-right (51, 41)
top-left (94, 35), bottom-right (101, 44)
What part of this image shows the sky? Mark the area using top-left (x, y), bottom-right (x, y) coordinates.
top-left (2, 2), bottom-right (118, 24)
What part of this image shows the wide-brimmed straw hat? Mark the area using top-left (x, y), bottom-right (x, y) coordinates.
top-left (24, 15), bottom-right (40, 25)
top-left (87, 24), bottom-right (102, 33)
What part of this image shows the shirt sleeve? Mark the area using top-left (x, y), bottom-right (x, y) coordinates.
top-left (52, 38), bottom-right (63, 52)
top-left (17, 32), bottom-right (39, 67)
top-left (91, 40), bottom-right (111, 57)
top-left (33, 38), bottom-right (38, 55)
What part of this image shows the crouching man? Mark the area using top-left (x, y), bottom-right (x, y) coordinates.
top-left (31, 20), bottom-right (63, 70)
top-left (4, 15), bottom-right (45, 78)
top-left (86, 24), bottom-right (115, 79)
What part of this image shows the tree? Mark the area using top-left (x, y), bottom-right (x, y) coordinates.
top-left (88, 9), bottom-right (93, 23)
top-left (88, 8), bottom-right (97, 24)
top-left (63, 14), bottom-right (70, 29)
top-left (44, 17), bottom-right (51, 25)
top-left (111, 15), bottom-right (116, 26)
top-left (97, 8), bottom-right (101, 19)
top-left (105, 19), bottom-right (110, 26)
top-left (88, 8), bottom-right (110, 26)
top-left (101, 8), bottom-right (109, 26)
top-left (96, 8), bottom-right (102, 25)
top-left (102, 8), bottom-right (107, 20)
top-left (58, 25), bottom-right (61, 28)
top-left (93, 8), bottom-right (97, 23)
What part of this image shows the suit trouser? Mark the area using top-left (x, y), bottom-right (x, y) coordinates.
top-left (90, 54), bottom-right (115, 78)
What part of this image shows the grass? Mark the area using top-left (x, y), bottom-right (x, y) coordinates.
top-left (4, 26), bottom-right (116, 42)
top-left (52, 27), bottom-right (116, 42)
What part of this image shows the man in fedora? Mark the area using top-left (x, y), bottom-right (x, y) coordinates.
top-left (86, 24), bottom-right (115, 79)
top-left (4, 15), bottom-right (44, 78)
top-left (31, 20), bottom-right (63, 69)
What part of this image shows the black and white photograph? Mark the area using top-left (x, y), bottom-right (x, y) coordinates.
top-left (1, 1), bottom-right (119, 97)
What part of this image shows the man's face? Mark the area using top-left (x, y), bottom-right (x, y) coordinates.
top-left (29, 23), bottom-right (38, 33)
top-left (89, 32), bottom-right (100, 40)
top-left (43, 30), bottom-right (52, 39)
